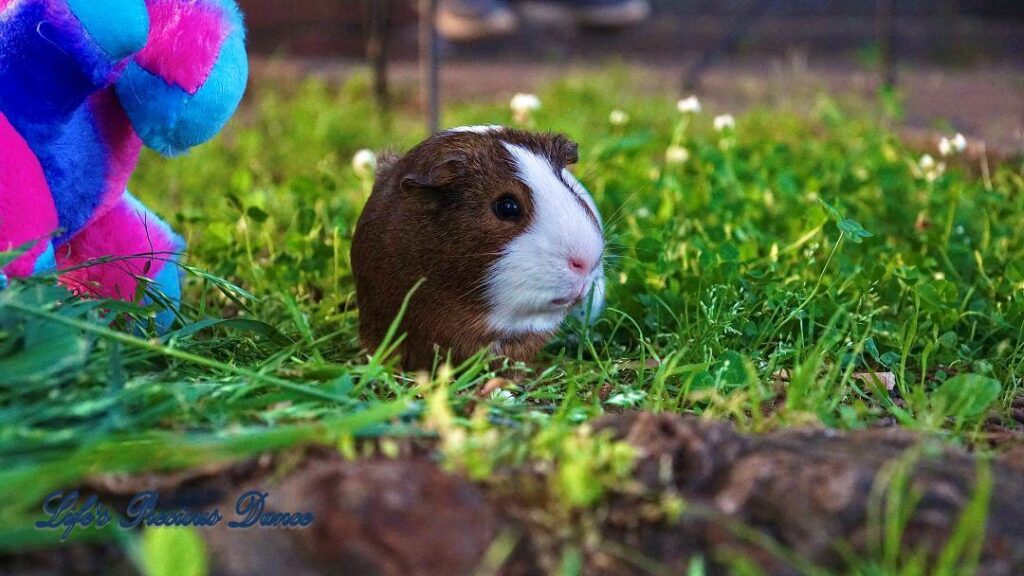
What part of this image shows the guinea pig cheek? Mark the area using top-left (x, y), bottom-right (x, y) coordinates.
top-left (483, 223), bottom-right (605, 335)
top-left (482, 229), bottom-right (571, 336)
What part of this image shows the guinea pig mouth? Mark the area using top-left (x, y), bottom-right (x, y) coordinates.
top-left (550, 288), bottom-right (586, 308)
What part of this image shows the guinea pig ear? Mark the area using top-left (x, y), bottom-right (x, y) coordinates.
top-left (400, 153), bottom-right (467, 193)
top-left (554, 136), bottom-right (579, 166)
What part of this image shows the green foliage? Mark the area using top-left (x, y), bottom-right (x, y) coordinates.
top-left (140, 527), bottom-right (208, 576)
top-left (855, 447), bottom-right (992, 576)
top-left (929, 373), bottom-right (1002, 427)
top-left (0, 284), bottom-right (92, 386)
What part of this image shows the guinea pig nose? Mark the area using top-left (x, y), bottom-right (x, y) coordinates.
top-left (568, 256), bottom-right (591, 276)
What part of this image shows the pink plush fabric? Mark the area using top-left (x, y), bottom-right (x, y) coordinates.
top-left (56, 196), bottom-right (179, 301)
top-left (0, 112), bottom-right (59, 277)
top-left (134, 0), bottom-right (229, 95)
top-left (0, 0), bottom-right (14, 12)
top-left (88, 88), bottom-right (142, 220)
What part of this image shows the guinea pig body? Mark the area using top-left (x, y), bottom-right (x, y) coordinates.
top-left (351, 126), bottom-right (605, 370)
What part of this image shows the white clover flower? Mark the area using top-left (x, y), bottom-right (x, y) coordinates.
top-left (606, 389), bottom-right (646, 407)
top-left (609, 109), bottom-right (629, 126)
top-left (665, 145), bottom-right (690, 165)
top-left (938, 137), bottom-right (953, 157)
top-left (952, 133), bottom-right (967, 153)
top-left (510, 93), bottom-right (541, 124)
top-left (677, 95), bottom-right (701, 114)
top-left (927, 163), bottom-right (947, 182)
top-left (938, 133), bottom-right (967, 157)
top-left (713, 114), bottom-right (735, 132)
top-left (352, 149), bottom-right (377, 179)
top-left (490, 388), bottom-right (516, 404)
top-left (510, 93), bottom-right (541, 113)
top-left (919, 154), bottom-right (945, 182)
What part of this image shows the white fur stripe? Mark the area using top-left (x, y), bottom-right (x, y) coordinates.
top-left (484, 143), bottom-right (605, 334)
top-left (445, 125), bottom-right (504, 134)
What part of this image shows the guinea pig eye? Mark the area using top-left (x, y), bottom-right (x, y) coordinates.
top-left (493, 195), bottom-right (522, 221)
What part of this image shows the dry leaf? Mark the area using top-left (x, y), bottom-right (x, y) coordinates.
top-left (852, 371), bottom-right (897, 391)
top-left (476, 377), bottom-right (512, 398)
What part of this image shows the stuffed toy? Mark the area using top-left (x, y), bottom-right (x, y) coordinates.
top-left (0, 0), bottom-right (248, 328)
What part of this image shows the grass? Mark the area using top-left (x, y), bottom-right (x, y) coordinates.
top-left (1, 69), bottom-right (1022, 571)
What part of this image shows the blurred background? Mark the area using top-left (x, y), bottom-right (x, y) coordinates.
top-left (237, 0), bottom-right (1023, 153)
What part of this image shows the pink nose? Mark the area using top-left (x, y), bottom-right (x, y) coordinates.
top-left (568, 256), bottom-right (593, 276)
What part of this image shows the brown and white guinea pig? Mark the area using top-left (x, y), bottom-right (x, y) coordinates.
top-left (351, 125), bottom-right (605, 370)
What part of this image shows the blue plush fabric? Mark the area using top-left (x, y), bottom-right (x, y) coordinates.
top-left (115, 0), bottom-right (248, 156)
top-left (31, 244), bottom-right (57, 275)
top-left (65, 0), bottom-right (149, 61)
top-left (150, 250), bottom-right (183, 331)
top-left (0, 0), bottom-right (120, 123)
top-left (121, 192), bottom-right (184, 331)
top-left (11, 102), bottom-right (108, 244)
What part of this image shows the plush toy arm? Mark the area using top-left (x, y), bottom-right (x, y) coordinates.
top-left (56, 192), bottom-right (183, 330)
top-left (115, 0), bottom-right (248, 156)
top-left (0, 0), bottom-right (149, 125)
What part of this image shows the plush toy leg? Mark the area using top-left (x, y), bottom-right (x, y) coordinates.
top-left (0, 112), bottom-right (58, 279)
top-left (56, 193), bottom-right (183, 330)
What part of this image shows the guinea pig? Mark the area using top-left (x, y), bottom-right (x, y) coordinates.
top-left (351, 125), bottom-right (605, 370)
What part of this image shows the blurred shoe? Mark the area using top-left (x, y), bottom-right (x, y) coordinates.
top-left (438, 0), bottom-right (519, 41)
top-left (519, 0), bottom-right (650, 28)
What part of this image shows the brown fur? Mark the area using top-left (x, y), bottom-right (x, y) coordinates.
top-left (351, 128), bottom-right (579, 370)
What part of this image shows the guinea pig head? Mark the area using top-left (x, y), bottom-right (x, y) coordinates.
top-left (351, 126), bottom-right (605, 370)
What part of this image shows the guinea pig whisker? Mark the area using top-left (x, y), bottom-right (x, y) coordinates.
top-left (601, 188), bottom-right (647, 228)
top-left (601, 251), bottom-right (641, 265)
top-left (602, 230), bottom-right (629, 243)
top-left (576, 165), bottom-right (598, 182)
top-left (608, 256), bottom-right (645, 268)
top-left (601, 260), bottom-right (626, 272)
top-left (453, 277), bottom-right (494, 303)
top-left (601, 185), bottom-right (661, 235)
